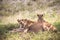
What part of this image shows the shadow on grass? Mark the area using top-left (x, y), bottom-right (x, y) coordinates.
top-left (0, 23), bottom-right (19, 40)
top-left (54, 22), bottom-right (60, 31)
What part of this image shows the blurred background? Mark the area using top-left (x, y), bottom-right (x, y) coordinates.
top-left (0, 0), bottom-right (60, 24)
top-left (0, 0), bottom-right (60, 40)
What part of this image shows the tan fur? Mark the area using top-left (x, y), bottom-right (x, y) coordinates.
top-left (17, 19), bottom-right (35, 28)
top-left (17, 19), bottom-right (44, 33)
top-left (37, 14), bottom-right (57, 32)
top-left (17, 14), bottom-right (57, 33)
top-left (28, 22), bottom-right (44, 33)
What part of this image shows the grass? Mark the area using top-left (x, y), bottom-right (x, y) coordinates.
top-left (0, 23), bottom-right (19, 40)
top-left (0, 0), bottom-right (60, 40)
top-left (54, 22), bottom-right (60, 31)
top-left (0, 22), bottom-right (60, 40)
top-left (0, 13), bottom-right (60, 40)
top-left (3, 31), bottom-right (60, 40)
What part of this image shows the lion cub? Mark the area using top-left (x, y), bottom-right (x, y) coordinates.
top-left (37, 14), bottom-right (57, 32)
top-left (17, 19), bottom-right (35, 33)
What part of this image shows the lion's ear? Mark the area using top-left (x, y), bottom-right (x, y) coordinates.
top-left (17, 19), bottom-right (20, 22)
top-left (41, 14), bottom-right (43, 17)
top-left (37, 14), bottom-right (43, 17)
top-left (37, 14), bottom-right (40, 17)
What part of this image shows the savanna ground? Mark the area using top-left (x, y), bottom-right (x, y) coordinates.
top-left (0, 13), bottom-right (60, 40)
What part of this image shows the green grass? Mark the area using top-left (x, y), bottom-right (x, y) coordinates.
top-left (54, 22), bottom-right (60, 31)
top-left (0, 23), bottom-right (19, 40)
top-left (0, 13), bottom-right (60, 40)
top-left (0, 23), bottom-right (60, 40)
